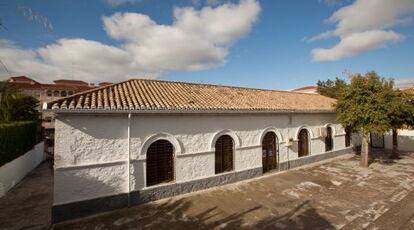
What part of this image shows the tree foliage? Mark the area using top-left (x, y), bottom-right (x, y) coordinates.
top-left (316, 77), bottom-right (348, 99)
top-left (0, 81), bottom-right (39, 122)
top-left (335, 72), bottom-right (394, 135)
top-left (388, 90), bottom-right (414, 130)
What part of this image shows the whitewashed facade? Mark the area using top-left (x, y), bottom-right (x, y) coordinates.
top-left (52, 112), bottom-right (352, 222)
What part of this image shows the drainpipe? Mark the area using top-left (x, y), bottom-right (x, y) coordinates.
top-left (127, 113), bottom-right (131, 207)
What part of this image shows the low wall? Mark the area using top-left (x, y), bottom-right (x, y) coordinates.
top-left (384, 130), bottom-right (414, 152)
top-left (0, 141), bottom-right (45, 197)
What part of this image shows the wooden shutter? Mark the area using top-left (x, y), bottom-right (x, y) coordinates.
top-left (146, 140), bottom-right (174, 187)
top-left (262, 132), bottom-right (278, 173)
top-left (215, 135), bottom-right (234, 174)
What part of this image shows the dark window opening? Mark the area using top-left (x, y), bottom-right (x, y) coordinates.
top-left (61, 91), bottom-right (67, 97)
top-left (146, 140), bottom-right (174, 187)
top-left (298, 129), bottom-right (309, 157)
top-left (68, 91), bottom-right (74, 95)
top-left (53, 91), bottom-right (59, 97)
top-left (215, 135), bottom-right (234, 174)
top-left (47, 90), bottom-right (52, 96)
top-left (325, 126), bottom-right (333, 152)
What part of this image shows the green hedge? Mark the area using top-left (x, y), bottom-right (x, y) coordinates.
top-left (0, 121), bottom-right (37, 166)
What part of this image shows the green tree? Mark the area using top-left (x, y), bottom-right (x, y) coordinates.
top-left (0, 81), bottom-right (15, 122)
top-left (0, 81), bottom-right (39, 122)
top-left (9, 94), bottom-right (39, 121)
top-left (316, 77), bottom-right (348, 99)
top-left (335, 72), bottom-right (394, 167)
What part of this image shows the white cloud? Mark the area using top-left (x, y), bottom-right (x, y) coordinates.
top-left (310, 0), bottom-right (414, 61)
top-left (104, 0), bottom-right (142, 7)
top-left (0, 0), bottom-right (260, 83)
top-left (312, 30), bottom-right (402, 62)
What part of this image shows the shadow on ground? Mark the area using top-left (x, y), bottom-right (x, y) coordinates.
top-left (54, 198), bottom-right (334, 230)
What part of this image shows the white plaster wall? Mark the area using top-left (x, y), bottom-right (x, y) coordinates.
top-left (384, 129), bottom-right (414, 151)
top-left (54, 115), bottom-right (129, 204)
top-left (235, 147), bottom-right (262, 171)
top-left (175, 153), bottom-right (214, 182)
top-left (54, 112), bottom-right (349, 204)
top-left (54, 163), bottom-right (127, 204)
top-left (54, 116), bottom-right (128, 167)
top-left (0, 142), bottom-right (45, 197)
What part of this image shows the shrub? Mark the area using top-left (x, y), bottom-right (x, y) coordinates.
top-left (0, 121), bottom-right (37, 166)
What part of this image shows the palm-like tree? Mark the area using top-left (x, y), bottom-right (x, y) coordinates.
top-left (0, 81), bottom-right (16, 122)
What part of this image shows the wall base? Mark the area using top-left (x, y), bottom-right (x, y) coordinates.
top-left (52, 147), bottom-right (353, 224)
top-left (279, 147), bottom-right (352, 171)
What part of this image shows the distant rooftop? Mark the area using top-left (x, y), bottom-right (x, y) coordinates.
top-left (403, 86), bottom-right (414, 95)
top-left (9, 76), bottom-right (40, 85)
top-left (291, 86), bottom-right (318, 94)
top-left (7, 76), bottom-right (106, 91)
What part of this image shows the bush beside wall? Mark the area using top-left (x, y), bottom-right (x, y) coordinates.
top-left (0, 121), bottom-right (37, 166)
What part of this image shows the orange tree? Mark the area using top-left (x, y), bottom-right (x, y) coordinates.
top-left (335, 72), bottom-right (394, 167)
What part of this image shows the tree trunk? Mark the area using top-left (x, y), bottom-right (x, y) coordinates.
top-left (391, 129), bottom-right (399, 159)
top-left (360, 133), bottom-right (370, 167)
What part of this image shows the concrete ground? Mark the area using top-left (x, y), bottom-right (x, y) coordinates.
top-left (2, 152), bottom-right (414, 230)
top-left (0, 162), bottom-right (53, 230)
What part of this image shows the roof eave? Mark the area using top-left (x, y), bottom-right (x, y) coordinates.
top-left (44, 108), bottom-right (336, 115)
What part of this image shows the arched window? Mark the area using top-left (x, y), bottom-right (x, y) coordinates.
top-left (68, 91), bottom-right (74, 95)
top-left (325, 126), bottom-right (333, 151)
top-left (345, 128), bottom-right (351, 147)
top-left (262, 132), bottom-right (279, 173)
top-left (61, 91), bottom-right (67, 97)
top-left (53, 90), bottom-right (59, 97)
top-left (146, 140), bottom-right (174, 187)
top-left (298, 129), bottom-right (309, 157)
top-left (46, 90), bottom-right (52, 96)
top-left (215, 135), bottom-right (234, 174)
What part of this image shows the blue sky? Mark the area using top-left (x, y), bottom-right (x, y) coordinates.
top-left (0, 0), bottom-right (413, 90)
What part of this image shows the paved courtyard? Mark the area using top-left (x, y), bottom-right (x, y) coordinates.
top-left (2, 152), bottom-right (414, 230)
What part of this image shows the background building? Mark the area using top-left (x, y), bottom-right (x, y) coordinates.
top-left (291, 86), bottom-right (318, 94)
top-left (8, 76), bottom-right (95, 129)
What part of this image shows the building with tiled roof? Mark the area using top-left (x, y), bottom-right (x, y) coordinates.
top-left (7, 76), bottom-right (95, 130)
top-left (291, 85), bottom-right (318, 94)
top-left (53, 79), bottom-right (89, 86)
top-left (46, 79), bottom-right (334, 112)
top-left (50, 78), bottom-right (353, 223)
top-left (403, 86), bottom-right (414, 95)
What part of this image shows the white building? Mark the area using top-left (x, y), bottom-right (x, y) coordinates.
top-left (291, 86), bottom-right (318, 94)
top-left (45, 79), bottom-right (353, 223)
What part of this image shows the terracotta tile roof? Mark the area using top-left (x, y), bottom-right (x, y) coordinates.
top-left (53, 79), bottom-right (89, 86)
top-left (292, 86), bottom-right (317, 91)
top-left (46, 79), bottom-right (336, 112)
top-left (403, 87), bottom-right (414, 95)
top-left (9, 76), bottom-right (40, 84)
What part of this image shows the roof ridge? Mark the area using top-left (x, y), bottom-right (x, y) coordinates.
top-left (129, 78), bottom-right (325, 97)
